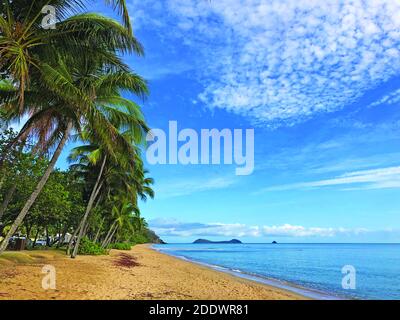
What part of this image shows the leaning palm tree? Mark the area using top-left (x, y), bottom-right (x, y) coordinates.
top-left (0, 1), bottom-right (142, 182)
top-left (101, 195), bottom-right (139, 248)
top-left (0, 0), bottom-right (147, 252)
top-left (68, 106), bottom-right (148, 258)
top-left (0, 52), bottom-right (148, 255)
top-left (102, 162), bottom-right (154, 239)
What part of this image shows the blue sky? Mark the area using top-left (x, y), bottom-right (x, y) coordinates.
top-left (40, 1), bottom-right (400, 243)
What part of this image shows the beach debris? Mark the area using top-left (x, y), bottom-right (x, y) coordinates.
top-left (113, 253), bottom-right (140, 268)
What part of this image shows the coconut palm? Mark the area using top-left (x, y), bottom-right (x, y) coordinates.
top-left (101, 197), bottom-right (128, 248)
top-left (100, 195), bottom-right (140, 248)
top-left (0, 0), bottom-right (149, 254)
top-left (0, 48), bottom-right (148, 255)
top-left (0, 0), bottom-right (137, 107)
top-left (132, 211), bottom-right (147, 233)
top-left (101, 164), bottom-right (154, 243)
top-left (0, 0), bottom-right (142, 233)
top-left (0, 3), bottom-right (142, 157)
top-left (68, 105), bottom-right (148, 258)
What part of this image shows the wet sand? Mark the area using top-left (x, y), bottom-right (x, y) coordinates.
top-left (0, 244), bottom-right (306, 300)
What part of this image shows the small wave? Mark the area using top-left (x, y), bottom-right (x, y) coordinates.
top-left (156, 247), bottom-right (343, 300)
top-left (175, 255), bottom-right (190, 261)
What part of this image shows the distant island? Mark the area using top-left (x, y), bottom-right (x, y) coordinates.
top-left (193, 239), bottom-right (242, 244)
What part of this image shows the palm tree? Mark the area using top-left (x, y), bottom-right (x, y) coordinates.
top-left (63, 55), bottom-right (149, 257)
top-left (132, 211), bottom-right (147, 233)
top-left (0, 7), bottom-right (148, 254)
top-left (102, 163), bottom-right (154, 241)
top-left (101, 196), bottom-right (136, 248)
top-left (68, 111), bottom-right (148, 258)
top-left (0, 62), bottom-right (149, 254)
top-left (1, 2), bottom-right (143, 157)
top-left (0, 0), bottom-right (137, 107)
top-left (65, 149), bottom-right (154, 251)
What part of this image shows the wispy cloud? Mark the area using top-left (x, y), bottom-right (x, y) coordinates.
top-left (368, 88), bottom-right (400, 108)
top-left (156, 176), bottom-right (236, 198)
top-left (135, 61), bottom-right (193, 80)
top-left (149, 218), bottom-right (369, 238)
top-left (130, 0), bottom-right (400, 125)
top-left (260, 166), bottom-right (400, 192)
top-left (307, 153), bottom-right (400, 175)
top-left (261, 224), bottom-right (367, 238)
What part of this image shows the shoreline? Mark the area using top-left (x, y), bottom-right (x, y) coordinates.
top-left (151, 245), bottom-right (340, 300)
top-left (146, 244), bottom-right (310, 300)
top-left (0, 244), bottom-right (307, 300)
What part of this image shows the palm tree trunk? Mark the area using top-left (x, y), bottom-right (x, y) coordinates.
top-left (101, 221), bottom-right (116, 248)
top-left (0, 183), bottom-right (16, 223)
top-left (67, 220), bottom-right (83, 256)
top-left (57, 224), bottom-right (69, 248)
top-left (109, 225), bottom-right (118, 245)
top-left (32, 228), bottom-right (40, 248)
top-left (102, 228), bottom-right (112, 248)
top-left (0, 175), bottom-right (5, 190)
top-left (104, 224), bottom-right (118, 249)
top-left (109, 226), bottom-right (118, 246)
top-left (93, 217), bottom-right (105, 243)
top-left (52, 224), bottom-right (62, 246)
top-left (71, 156), bottom-right (107, 258)
top-left (25, 223), bottom-right (32, 244)
top-left (0, 122), bottom-right (72, 254)
top-left (45, 226), bottom-right (50, 247)
top-left (83, 221), bottom-right (90, 238)
top-left (94, 193), bottom-right (103, 210)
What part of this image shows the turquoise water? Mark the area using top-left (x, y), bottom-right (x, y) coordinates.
top-left (153, 243), bottom-right (400, 300)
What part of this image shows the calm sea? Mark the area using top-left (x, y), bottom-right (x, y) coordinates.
top-left (153, 243), bottom-right (400, 300)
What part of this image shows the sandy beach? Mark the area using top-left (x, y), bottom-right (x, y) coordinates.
top-left (0, 244), bottom-right (306, 300)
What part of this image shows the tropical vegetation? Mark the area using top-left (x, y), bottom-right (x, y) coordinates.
top-left (0, 0), bottom-right (158, 256)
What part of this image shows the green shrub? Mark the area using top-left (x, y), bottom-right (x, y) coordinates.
top-left (109, 242), bottom-right (132, 250)
top-left (78, 237), bottom-right (107, 255)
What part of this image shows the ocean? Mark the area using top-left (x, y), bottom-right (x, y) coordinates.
top-left (153, 243), bottom-right (400, 300)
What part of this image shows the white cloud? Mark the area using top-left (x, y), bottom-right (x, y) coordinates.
top-left (149, 218), bottom-right (368, 238)
top-left (261, 166), bottom-right (400, 191)
top-left (130, 0), bottom-right (400, 125)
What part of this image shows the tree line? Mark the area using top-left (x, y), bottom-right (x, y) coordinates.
top-left (0, 0), bottom-right (158, 257)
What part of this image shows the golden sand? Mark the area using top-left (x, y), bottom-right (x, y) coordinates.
top-left (0, 244), bottom-right (306, 300)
